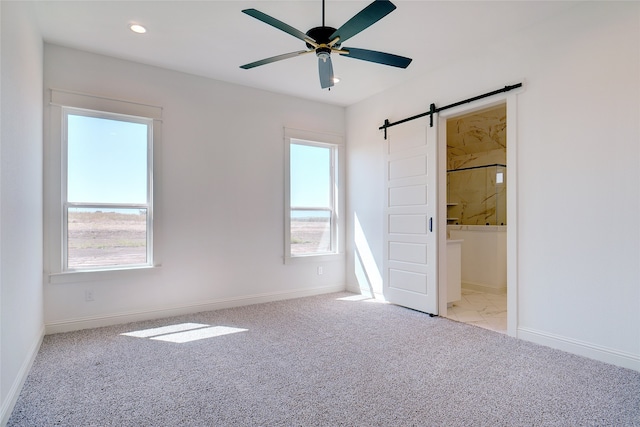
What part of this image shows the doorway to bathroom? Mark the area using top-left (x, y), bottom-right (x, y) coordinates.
top-left (438, 101), bottom-right (513, 335)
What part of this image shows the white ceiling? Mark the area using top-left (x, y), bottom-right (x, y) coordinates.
top-left (33, 1), bottom-right (577, 107)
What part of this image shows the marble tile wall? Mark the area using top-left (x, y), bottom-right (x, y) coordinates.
top-left (446, 105), bottom-right (506, 158)
top-left (447, 105), bottom-right (507, 226)
top-left (447, 148), bottom-right (505, 171)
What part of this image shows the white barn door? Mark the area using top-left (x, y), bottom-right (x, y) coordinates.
top-left (383, 116), bottom-right (438, 315)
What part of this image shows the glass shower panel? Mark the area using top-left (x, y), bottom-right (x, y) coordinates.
top-left (447, 164), bottom-right (506, 225)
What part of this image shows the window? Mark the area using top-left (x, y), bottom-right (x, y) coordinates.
top-left (284, 128), bottom-right (343, 261)
top-left (45, 89), bottom-right (162, 278)
top-left (64, 109), bottom-right (153, 270)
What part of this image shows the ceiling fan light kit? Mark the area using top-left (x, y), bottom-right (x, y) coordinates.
top-left (240, 0), bottom-right (412, 90)
top-left (129, 23), bottom-right (147, 34)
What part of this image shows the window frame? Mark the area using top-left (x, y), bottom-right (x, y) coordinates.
top-left (45, 89), bottom-right (162, 282)
top-left (284, 128), bottom-right (344, 264)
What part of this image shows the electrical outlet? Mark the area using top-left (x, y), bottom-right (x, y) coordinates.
top-left (317, 266), bottom-right (323, 275)
top-left (85, 289), bottom-right (94, 302)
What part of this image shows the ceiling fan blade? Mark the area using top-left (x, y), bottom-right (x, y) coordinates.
top-left (240, 50), bottom-right (312, 69)
top-left (318, 56), bottom-right (335, 89)
top-left (339, 47), bottom-right (412, 68)
top-left (329, 0), bottom-right (396, 45)
top-left (242, 9), bottom-right (316, 44)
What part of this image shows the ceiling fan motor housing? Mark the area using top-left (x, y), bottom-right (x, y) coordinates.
top-left (306, 26), bottom-right (339, 49)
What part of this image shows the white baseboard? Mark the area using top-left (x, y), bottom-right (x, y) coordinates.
top-left (345, 282), bottom-right (366, 294)
top-left (1, 326), bottom-right (44, 427)
top-left (518, 327), bottom-right (640, 372)
top-left (45, 284), bottom-right (346, 335)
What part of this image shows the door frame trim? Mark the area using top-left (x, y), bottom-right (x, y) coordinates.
top-left (436, 91), bottom-right (521, 337)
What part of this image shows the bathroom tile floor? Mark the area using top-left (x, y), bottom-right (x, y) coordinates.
top-left (445, 288), bottom-right (507, 334)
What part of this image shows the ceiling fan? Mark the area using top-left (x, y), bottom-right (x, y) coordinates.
top-left (240, 0), bottom-right (412, 89)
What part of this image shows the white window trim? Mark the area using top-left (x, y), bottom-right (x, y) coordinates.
top-left (45, 89), bottom-right (163, 282)
top-left (284, 127), bottom-right (344, 265)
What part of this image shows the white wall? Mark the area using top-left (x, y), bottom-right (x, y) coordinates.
top-left (346, 2), bottom-right (640, 370)
top-left (0, 2), bottom-right (45, 424)
top-left (43, 44), bottom-right (346, 332)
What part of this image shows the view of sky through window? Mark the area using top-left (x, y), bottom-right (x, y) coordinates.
top-left (67, 114), bottom-right (148, 205)
top-left (290, 142), bottom-right (330, 210)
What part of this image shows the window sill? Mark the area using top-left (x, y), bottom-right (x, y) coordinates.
top-left (48, 265), bottom-right (161, 284)
top-left (284, 253), bottom-right (343, 265)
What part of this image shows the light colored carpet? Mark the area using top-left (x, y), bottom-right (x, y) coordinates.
top-left (8, 292), bottom-right (640, 426)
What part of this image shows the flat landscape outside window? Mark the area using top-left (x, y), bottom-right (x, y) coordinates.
top-left (64, 109), bottom-right (153, 270)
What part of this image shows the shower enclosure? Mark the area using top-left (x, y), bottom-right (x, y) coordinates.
top-left (446, 164), bottom-right (506, 226)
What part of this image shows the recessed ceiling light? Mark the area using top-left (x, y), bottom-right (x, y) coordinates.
top-left (333, 77), bottom-right (341, 84)
top-left (129, 24), bottom-right (147, 34)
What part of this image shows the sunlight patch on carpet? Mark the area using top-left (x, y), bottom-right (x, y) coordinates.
top-left (336, 294), bottom-right (388, 304)
top-left (337, 295), bottom-right (373, 302)
top-left (121, 323), bottom-right (248, 343)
